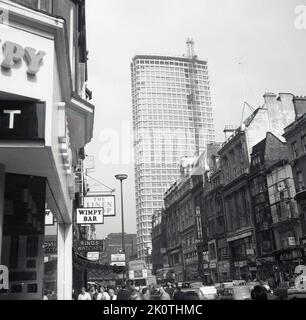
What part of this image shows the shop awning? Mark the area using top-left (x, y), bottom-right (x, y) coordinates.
top-left (73, 251), bottom-right (127, 274)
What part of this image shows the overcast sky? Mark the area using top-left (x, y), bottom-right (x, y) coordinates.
top-left (85, 0), bottom-right (306, 239)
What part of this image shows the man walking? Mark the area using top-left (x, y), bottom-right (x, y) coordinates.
top-left (78, 287), bottom-right (91, 300)
top-left (109, 288), bottom-right (117, 300)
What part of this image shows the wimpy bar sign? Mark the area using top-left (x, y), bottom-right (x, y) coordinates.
top-left (76, 208), bottom-right (104, 224)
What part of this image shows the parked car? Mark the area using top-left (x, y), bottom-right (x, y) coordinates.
top-left (287, 274), bottom-right (306, 300)
top-left (181, 287), bottom-right (203, 299)
top-left (181, 283), bottom-right (218, 300)
top-left (232, 280), bottom-right (246, 286)
top-left (199, 286), bottom-right (218, 300)
top-left (247, 281), bottom-right (274, 299)
top-left (287, 288), bottom-right (306, 299)
top-left (215, 280), bottom-right (247, 297)
top-left (218, 285), bottom-right (252, 300)
top-left (273, 282), bottom-right (290, 300)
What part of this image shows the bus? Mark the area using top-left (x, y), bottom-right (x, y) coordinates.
top-left (127, 260), bottom-right (156, 290)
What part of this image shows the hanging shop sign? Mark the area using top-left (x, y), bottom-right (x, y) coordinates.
top-left (76, 240), bottom-right (105, 257)
top-left (234, 260), bottom-right (247, 268)
top-left (110, 253), bottom-right (126, 266)
top-left (227, 231), bottom-right (252, 243)
top-left (76, 208), bottom-right (104, 224)
top-left (110, 261), bottom-right (126, 267)
top-left (45, 209), bottom-right (54, 226)
top-left (0, 101), bottom-right (45, 140)
top-left (83, 194), bottom-right (116, 217)
top-left (239, 261), bottom-right (247, 267)
top-left (246, 248), bottom-right (255, 256)
top-left (111, 253), bottom-right (126, 262)
top-left (87, 252), bottom-right (100, 261)
top-left (44, 240), bottom-right (57, 255)
top-left (195, 206), bottom-right (203, 240)
top-left (218, 261), bottom-right (230, 273)
top-left (288, 237), bottom-right (296, 246)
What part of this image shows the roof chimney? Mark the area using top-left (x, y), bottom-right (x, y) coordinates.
top-left (223, 125), bottom-right (236, 141)
top-left (294, 96), bottom-right (306, 119)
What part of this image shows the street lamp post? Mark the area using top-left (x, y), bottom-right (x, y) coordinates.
top-left (115, 174), bottom-right (128, 255)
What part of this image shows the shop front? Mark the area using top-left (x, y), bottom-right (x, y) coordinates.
top-left (275, 247), bottom-right (305, 281)
top-left (217, 238), bottom-right (230, 282)
top-left (227, 231), bottom-right (256, 280)
top-left (202, 250), bottom-right (214, 284)
top-left (183, 246), bottom-right (200, 281)
top-left (172, 265), bottom-right (183, 282)
top-left (208, 261), bottom-right (218, 283)
top-left (203, 261), bottom-right (210, 284)
top-left (218, 261), bottom-right (230, 282)
top-left (0, 1), bottom-right (94, 300)
top-left (256, 256), bottom-right (278, 283)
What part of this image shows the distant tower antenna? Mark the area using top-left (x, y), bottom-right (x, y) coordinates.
top-left (186, 38), bottom-right (196, 59)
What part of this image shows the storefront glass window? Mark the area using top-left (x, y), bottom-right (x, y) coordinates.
top-left (0, 174), bottom-right (58, 300)
top-left (0, 174), bottom-right (47, 300)
top-left (43, 209), bottom-right (58, 300)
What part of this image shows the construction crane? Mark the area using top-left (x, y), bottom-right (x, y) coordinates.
top-left (240, 101), bottom-right (255, 126)
top-left (186, 38), bottom-right (200, 155)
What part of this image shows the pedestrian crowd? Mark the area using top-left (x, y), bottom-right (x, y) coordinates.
top-left (74, 272), bottom-right (287, 301)
top-left (75, 282), bottom-right (199, 301)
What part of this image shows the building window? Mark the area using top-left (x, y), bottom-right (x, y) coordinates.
top-left (26, 236), bottom-right (38, 258)
top-left (218, 246), bottom-right (229, 260)
top-left (252, 154), bottom-right (260, 166)
top-left (292, 141), bottom-right (299, 158)
top-left (11, 0), bottom-right (53, 13)
top-left (11, 285), bottom-right (23, 293)
top-left (296, 169), bottom-right (305, 191)
top-left (302, 136), bottom-right (306, 152)
top-left (27, 284), bottom-right (38, 293)
top-left (208, 242), bottom-right (216, 261)
top-left (260, 230), bottom-right (274, 254)
top-left (216, 216), bottom-right (225, 234)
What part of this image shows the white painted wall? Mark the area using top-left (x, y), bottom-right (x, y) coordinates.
top-left (0, 24), bottom-right (54, 146)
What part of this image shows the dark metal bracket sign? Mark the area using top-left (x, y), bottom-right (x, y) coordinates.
top-left (44, 240), bottom-right (57, 255)
top-left (76, 240), bottom-right (105, 257)
top-left (83, 194), bottom-right (116, 217)
top-left (0, 101), bottom-right (45, 141)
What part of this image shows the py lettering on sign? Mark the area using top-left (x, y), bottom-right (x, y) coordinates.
top-left (0, 41), bottom-right (46, 76)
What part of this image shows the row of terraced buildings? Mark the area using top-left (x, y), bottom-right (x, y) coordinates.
top-left (152, 93), bottom-right (306, 284)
